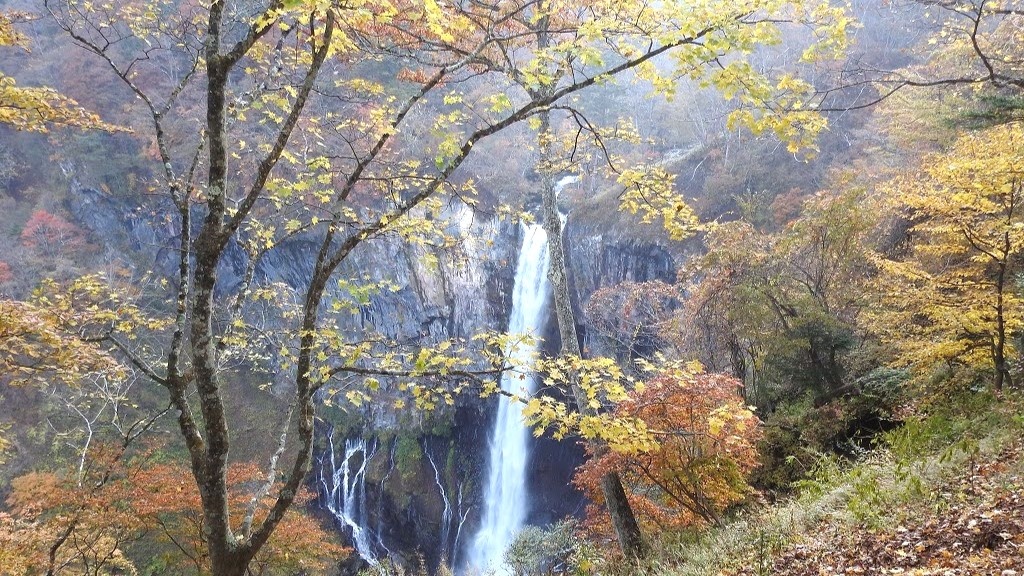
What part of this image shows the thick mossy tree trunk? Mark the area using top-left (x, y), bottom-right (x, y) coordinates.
top-left (535, 110), bottom-right (645, 559)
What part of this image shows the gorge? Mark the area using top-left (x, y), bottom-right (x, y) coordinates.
top-left (52, 175), bottom-right (679, 574)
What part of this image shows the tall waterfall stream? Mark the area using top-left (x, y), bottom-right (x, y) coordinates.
top-left (466, 222), bottom-right (551, 572)
top-left (318, 177), bottom-right (578, 573)
top-left (467, 175), bottom-right (577, 573)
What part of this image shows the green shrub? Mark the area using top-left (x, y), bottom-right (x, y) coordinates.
top-left (394, 434), bottom-right (423, 480)
top-left (504, 520), bottom-right (591, 576)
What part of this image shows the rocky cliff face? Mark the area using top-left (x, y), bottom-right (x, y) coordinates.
top-left (68, 186), bottom-right (515, 340)
top-left (65, 181), bottom-right (680, 573)
top-left (563, 212), bottom-right (679, 359)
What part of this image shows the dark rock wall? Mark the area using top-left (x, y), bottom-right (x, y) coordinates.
top-left (564, 214), bottom-right (678, 360)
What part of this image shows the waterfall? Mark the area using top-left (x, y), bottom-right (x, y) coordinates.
top-left (466, 222), bottom-right (550, 573)
top-left (466, 175), bottom-right (577, 573)
top-left (377, 438), bottom-right (397, 558)
top-left (318, 431), bottom-right (381, 565)
top-left (452, 484), bottom-right (471, 567)
top-left (425, 445), bottom-right (454, 562)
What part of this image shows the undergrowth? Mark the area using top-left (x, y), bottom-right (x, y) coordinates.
top-left (601, 391), bottom-right (1024, 576)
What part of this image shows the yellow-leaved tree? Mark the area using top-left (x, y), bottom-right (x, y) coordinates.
top-left (31, 0), bottom-right (852, 570)
top-left (0, 13), bottom-right (119, 132)
top-left (870, 122), bottom-right (1024, 392)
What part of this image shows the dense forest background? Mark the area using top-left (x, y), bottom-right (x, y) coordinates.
top-left (1, 0), bottom-right (1023, 574)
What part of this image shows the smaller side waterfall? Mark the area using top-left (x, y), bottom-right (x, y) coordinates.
top-left (318, 430), bottom-right (383, 565)
top-left (452, 484), bottom-right (471, 567)
top-left (425, 445), bottom-right (454, 562)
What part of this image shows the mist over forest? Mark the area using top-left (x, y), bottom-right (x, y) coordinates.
top-left (1, 1), bottom-right (1023, 575)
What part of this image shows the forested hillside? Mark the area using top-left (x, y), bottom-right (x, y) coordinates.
top-left (0, 0), bottom-right (1022, 575)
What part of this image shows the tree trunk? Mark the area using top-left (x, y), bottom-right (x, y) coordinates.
top-left (210, 553), bottom-right (250, 576)
top-left (536, 111), bottom-right (645, 560)
top-left (193, 7), bottom-right (237, 567)
top-left (599, 471), bottom-right (646, 555)
top-left (994, 254), bottom-right (1009, 393)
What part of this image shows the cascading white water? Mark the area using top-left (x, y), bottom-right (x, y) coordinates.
top-left (426, 447), bottom-right (454, 561)
top-left (319, 432), bottom-right (380, 565)
top-left (468, 175), bottom-right (578, 573)
top-left (466, 221), bottom-right (552, 573)
top-left (453, 484), bottom-right (471, 566)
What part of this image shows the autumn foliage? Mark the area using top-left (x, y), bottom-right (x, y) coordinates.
top-left (584, 281), bottom-right (681, 361)
top-left (869, 122), bottom-right (1024, 392)
top-left (574, 370), bottom-right (761, 542)
top-left (0, 298), bottom-right (123, 387)
top-left (0, 274), bottom-right (171, 387)
top-left (0, 444), bottom-right (345, 575)
top-left (1, 13), bottom-right (122, 133)
top-left (19, 210), bottom-right (86, 257)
